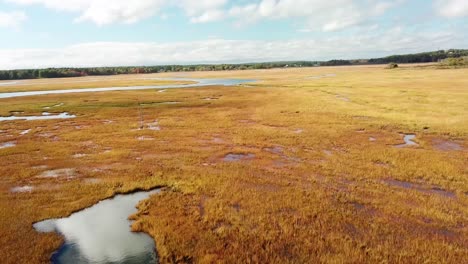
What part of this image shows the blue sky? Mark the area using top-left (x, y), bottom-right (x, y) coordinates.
top-left (0, 0), bottom-right (467, 69)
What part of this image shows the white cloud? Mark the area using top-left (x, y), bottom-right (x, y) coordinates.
top-left (5, 0), bottom-right (230, 25)
top-left (190, 9), bottom-right (225, 23)
top-left (178, 0), bottom-right (227, 16)
top-left (0, 11), bottom-right (27, 28)
top-left (6, 0), bottom-right (167, 25)
top-left (179, 0), bottom-right (228, 24)
top-left (435, 0), bottom-right (468, 18)
top-left (0, 28), bottom-right (462, 70)
top-left (5, 0), bottom-right (404, 29)
top-left (227, 0), bottom-right (404, 32)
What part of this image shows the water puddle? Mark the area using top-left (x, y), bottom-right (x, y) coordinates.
top-left (307, 74), bottom-right (336, 79)
top-left (264, 146), bottom-right (301, 166)
top-left (336, 95), bottom-right (350, 102)
top-left (212, 137), bottom-right (224, 143)
top-left (84, 178), bottom-right (102, 184)
top-left (395, 134), bottom-right (418, 148)
top-left (0, 81), bottom-right (19, 86)
top-left (103, 120), bottom-right (114, 125)
top-left (383, 179), bottom-right (455, 198)
top-left (137, 136), bottom-right (155, 141)
top-left (432, 139), bottom-right (463, 151)
top-left (11, 186), bottom-right (34, 193)
top-left (0, 112), bottom-right (76, 122)
top-left (33, 189), bottom-right (160, 264)
top-left (38, 168), bottom-right (77, 179)
top-left (33, 165), bottom-right (49, 170)
top-left (0, 141), bottom-right (16, 149)
top-left (72, 154), bottom-right (87, 158)
top-left (0, 78), bottom-right (255, 99)
top-left (223, 153), bottom-right (255, 162)
top-left (20, 129), bottom-right (31, 135)
top-left (140, 101), bottom-right (180, 106)
top-left (264, 146), bottom-right (284, 155)
top-left (44, 103), bottom-right (64, 109)
top-left (147, 120), bottom-right (161, 131)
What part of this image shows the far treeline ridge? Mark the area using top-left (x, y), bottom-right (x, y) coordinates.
top-left (1, 49), bottom-right (468, 80)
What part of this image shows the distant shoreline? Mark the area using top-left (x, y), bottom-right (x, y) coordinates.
top-left (1, 49), bottom-right (466, 81)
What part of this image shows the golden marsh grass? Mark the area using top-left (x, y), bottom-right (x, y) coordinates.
top-left (0, 65), bottom-right (467, 263)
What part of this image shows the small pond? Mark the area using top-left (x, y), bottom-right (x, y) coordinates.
top-left (395, 134), bottom-right (418, 148)
top-left (33, 189), bottom-right (160, 264)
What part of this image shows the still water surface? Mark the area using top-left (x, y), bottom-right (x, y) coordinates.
top-left (34, 190), bottom-right (160, 264)
top-left (0, 78), bottom-right (255, 99)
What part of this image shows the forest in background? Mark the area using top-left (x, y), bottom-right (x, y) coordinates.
top-left (1, 49), bottom-right (467, 80)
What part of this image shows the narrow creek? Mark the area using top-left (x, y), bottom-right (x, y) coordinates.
top-left (395, 134), bottom-right (418, 148)
top-left (33, 189), bottom-right (160, 264)
top-left (0, 112), bottom-right (76, 122)
top-left (0, 78), bottom-right (255, 99)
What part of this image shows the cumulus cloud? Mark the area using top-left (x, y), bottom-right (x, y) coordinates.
top-left (177, 0), bottom-right (227, 23)
top-left (228, 0), bottom-right (404, 31)
top-left (5, 0), bottom-right (404, 29)
top-left (435, 0), bottom-right (468, 18)
top-left (0, 11), bottom-right (27, 28)
top-left (0, 28), bottom-right (462, 70)
top-left (5, 0), bottom-right (229, 25)
top-left (6, 0), bottom-right (167, 25)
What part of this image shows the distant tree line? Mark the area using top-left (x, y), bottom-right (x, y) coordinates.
top-left (0, 62), bottom-right (320, 80)
top-left (367, 49), bottom-right (468, 64)
top-left (1, 49), bottom-right (467, 80)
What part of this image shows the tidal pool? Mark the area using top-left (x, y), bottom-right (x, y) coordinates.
top-left (11, 186), bottom-right (34, 193)
top-left (20, 129), bottom-right (31, 135)
top-left (33, 189), bottom-right (160, 264)
top-left (0, 81), bottom-right (19, 86)
top-left (395, 134), bottom-right (418, 148)
top-left (432, 139), bottom-right (463, 151)
top-left (0, 141), bottom-right (16, 149)
top-left (383, 179), bottom-right (455, 198)
top-left (224, 153), bottom-right (255, 162)
top-left (0, 112), bottom-right (76, 122)
top-left (0, 78), bottom-right (255, 99)
top-left (307, 74), bottom-right (336, 79)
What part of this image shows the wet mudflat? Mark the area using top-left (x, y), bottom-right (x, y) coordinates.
top-left (432, 139), bottom-right (463, 151)
top-left (383, 179), bottom-right (456, 198)
top-left (223, 153), bottom-right (255, 162)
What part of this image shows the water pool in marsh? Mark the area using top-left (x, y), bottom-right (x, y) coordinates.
top-left (33, 189), bottom-right (160, 264)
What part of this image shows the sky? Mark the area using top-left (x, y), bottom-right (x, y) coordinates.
top-left (0, 0), bottom-right (467, 69)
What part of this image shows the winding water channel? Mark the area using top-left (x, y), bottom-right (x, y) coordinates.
top-left (0, 78), bottom-right (255, 99)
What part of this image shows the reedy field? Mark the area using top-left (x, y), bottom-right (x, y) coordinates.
top-left (0, 65), bottom-right (467, 263)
